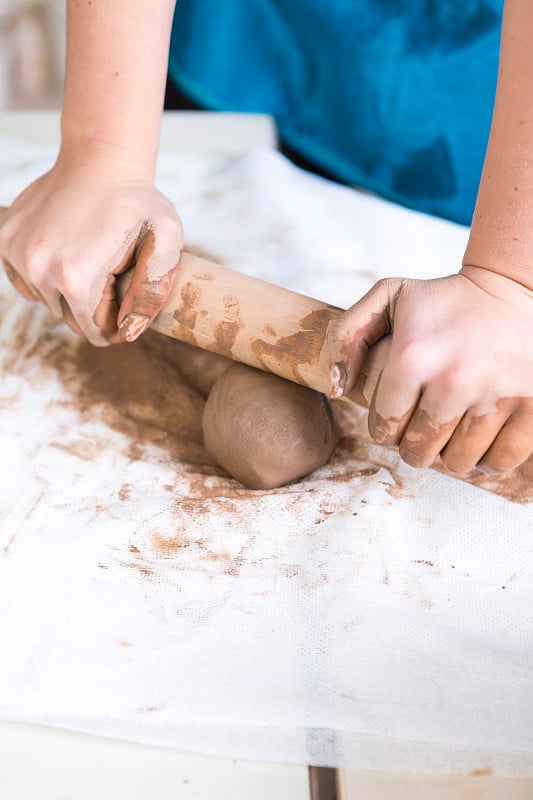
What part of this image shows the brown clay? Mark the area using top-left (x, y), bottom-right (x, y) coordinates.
top-left (202, 363), bottom-right (340, 490)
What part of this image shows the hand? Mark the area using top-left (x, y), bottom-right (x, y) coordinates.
top-left (328, 266), bottom-right (533, 475)
top-left (0, 149), bottom-right (183, 346)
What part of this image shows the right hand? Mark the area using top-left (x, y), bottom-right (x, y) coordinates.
top-left (0, 149), bottom-right (183, 346)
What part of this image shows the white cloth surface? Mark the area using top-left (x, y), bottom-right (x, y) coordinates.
top-left (0, 137), bottom-right (532, 776)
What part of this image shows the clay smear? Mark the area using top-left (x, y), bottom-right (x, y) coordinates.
top-left (172, 282), bottom-right (201, 346)
top-left (3, 306), bottom-right (532, 504)
top-left (335, 400), bottom-right (533, 505)
top-left (212, 295), bottom-right (245, 358)
top-left (251, 306), bottom-right (339, 386)
top-left (435, 460), bottom-right (533, 505)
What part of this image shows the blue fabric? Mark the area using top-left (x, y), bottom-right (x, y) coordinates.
top-left (169, 1), bottom-right (502, 225)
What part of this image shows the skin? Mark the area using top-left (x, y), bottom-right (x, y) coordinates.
top-left (329, 0), bottom-right (533, 477)
top-left (0, 0), bottom-right (531, 476)
top-left (0, 0), bottom-right (181, 346)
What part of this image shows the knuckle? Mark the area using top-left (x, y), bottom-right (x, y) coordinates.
top-left (60, 266), bottom-right (87, 301)
top-left (133, 280), bottom-right (170, 314)
top-left (23, 242), bottom-right (52, 287)
top-left (440, 454), bottom-right (474, 475)
top-left (436, 363), bottom-right (474, 397)
top-left (399, 440), bottom-right (432, 469)
top-left (368, 278), bottom-right (389, 299)
top-left (394, 339), bottom-right (429, 380)
top-left (368, 414), bottom-right (399, 446)
top-left (374, 277), bottom-right (400, 294)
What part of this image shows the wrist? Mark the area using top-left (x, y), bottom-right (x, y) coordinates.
top-left (459, 264), bottom-right (533, 300)
top-left (463, 224), bottom-right (533, 293)
top-left (57, 133), bottom-right (156, 181)
top-left (60, 0), bottom-right (171, 180)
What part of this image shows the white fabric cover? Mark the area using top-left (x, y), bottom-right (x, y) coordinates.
top-left (0, 137), bottom-right (532, 776)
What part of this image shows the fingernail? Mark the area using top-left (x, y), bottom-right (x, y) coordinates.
top-left (329, 361), bottom-right (347, 399)
top-left (118, 312), bottom-right (150, 342)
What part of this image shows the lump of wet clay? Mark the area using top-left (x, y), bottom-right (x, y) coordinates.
top-left (202, 363), bottom-right (340, 489)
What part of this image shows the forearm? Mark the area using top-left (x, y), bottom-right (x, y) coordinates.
top-left (463, 0), bottom-right (533, 289)
top-left (60, 0), bottom-right (176, 176)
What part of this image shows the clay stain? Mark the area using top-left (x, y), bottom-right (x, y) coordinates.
top-left (52, 440), bottom-right (100, 461)
top-left (151, 531), bottom-right (192, 553)
top-left (172, 282), bottom-right (202, 346)
top-left (212, 294), bottom-right (245, 358)
top-left (3, 534), bottom-right (16, 557)
top-left (435, 457), bottom-right (533, 505)
top-left (119, 484), bottom-right (132, 501)
top-left (251, 306), bottom-right (339, 386)
top-left (126, 562), bottom-right (154, 578)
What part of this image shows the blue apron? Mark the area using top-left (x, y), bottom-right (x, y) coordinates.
top-left (168, 1), bottom-right (502, 225)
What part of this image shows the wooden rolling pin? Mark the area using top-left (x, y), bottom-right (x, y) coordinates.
top-left (0, 206), bottom-right (390, 407)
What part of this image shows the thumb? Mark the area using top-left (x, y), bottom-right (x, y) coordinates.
top-left (327, 277), bottom-right (403, 398)
top-left (117, 218), bottom-right (183, 343)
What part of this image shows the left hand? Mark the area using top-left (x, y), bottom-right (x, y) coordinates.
top-left (328, 266), bottom-right (533, 475)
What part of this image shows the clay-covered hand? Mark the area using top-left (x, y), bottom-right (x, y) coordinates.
top-left (0, 150), bottom-right (183, 346)
top-left (328, 266), bottom-right (533, 476)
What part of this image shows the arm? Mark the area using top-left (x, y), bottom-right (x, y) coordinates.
top-left (61, 0), bottom-right (174, 174)
top-left (0, 0), bottom-right (181, 346)
top-left (329, 0), bottom-right (533, 477)
top-left (463, 0), bottom-right (533, 288)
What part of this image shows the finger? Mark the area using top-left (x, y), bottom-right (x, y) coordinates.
top-left (440, 400), bottom-right (514, 475)
top-left (477, 405), bottom-right (533, 475)
top-left (92, 274), bottom-right (121, 343)
top-left (59, 294), bottom-right (84, 337)
top-left (366, 330), bottom-right (439, 446)
top-left (117, 220), bottom-right (182, 343)
top-left (344, 334), bottom-right (392, 408)
top-left (2, 260), bottom-right (66, 329)
top-left (39, 287), bottom-right (64, 320)
top-left (1, 258), bottom-right (39, 303)
top-left (367, 364), bottom-right (421, 446)
top-left (397, 384), bottom-right (467, 468)
top-left (327, 278), bottom-right (404, 398)
top-left (67, 230), bottom-right (141, 347)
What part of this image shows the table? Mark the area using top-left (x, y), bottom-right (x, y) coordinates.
top-left (0, 108), bottom-right (311, 800)
top-left (1, 109), bottom-right (531, 800)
